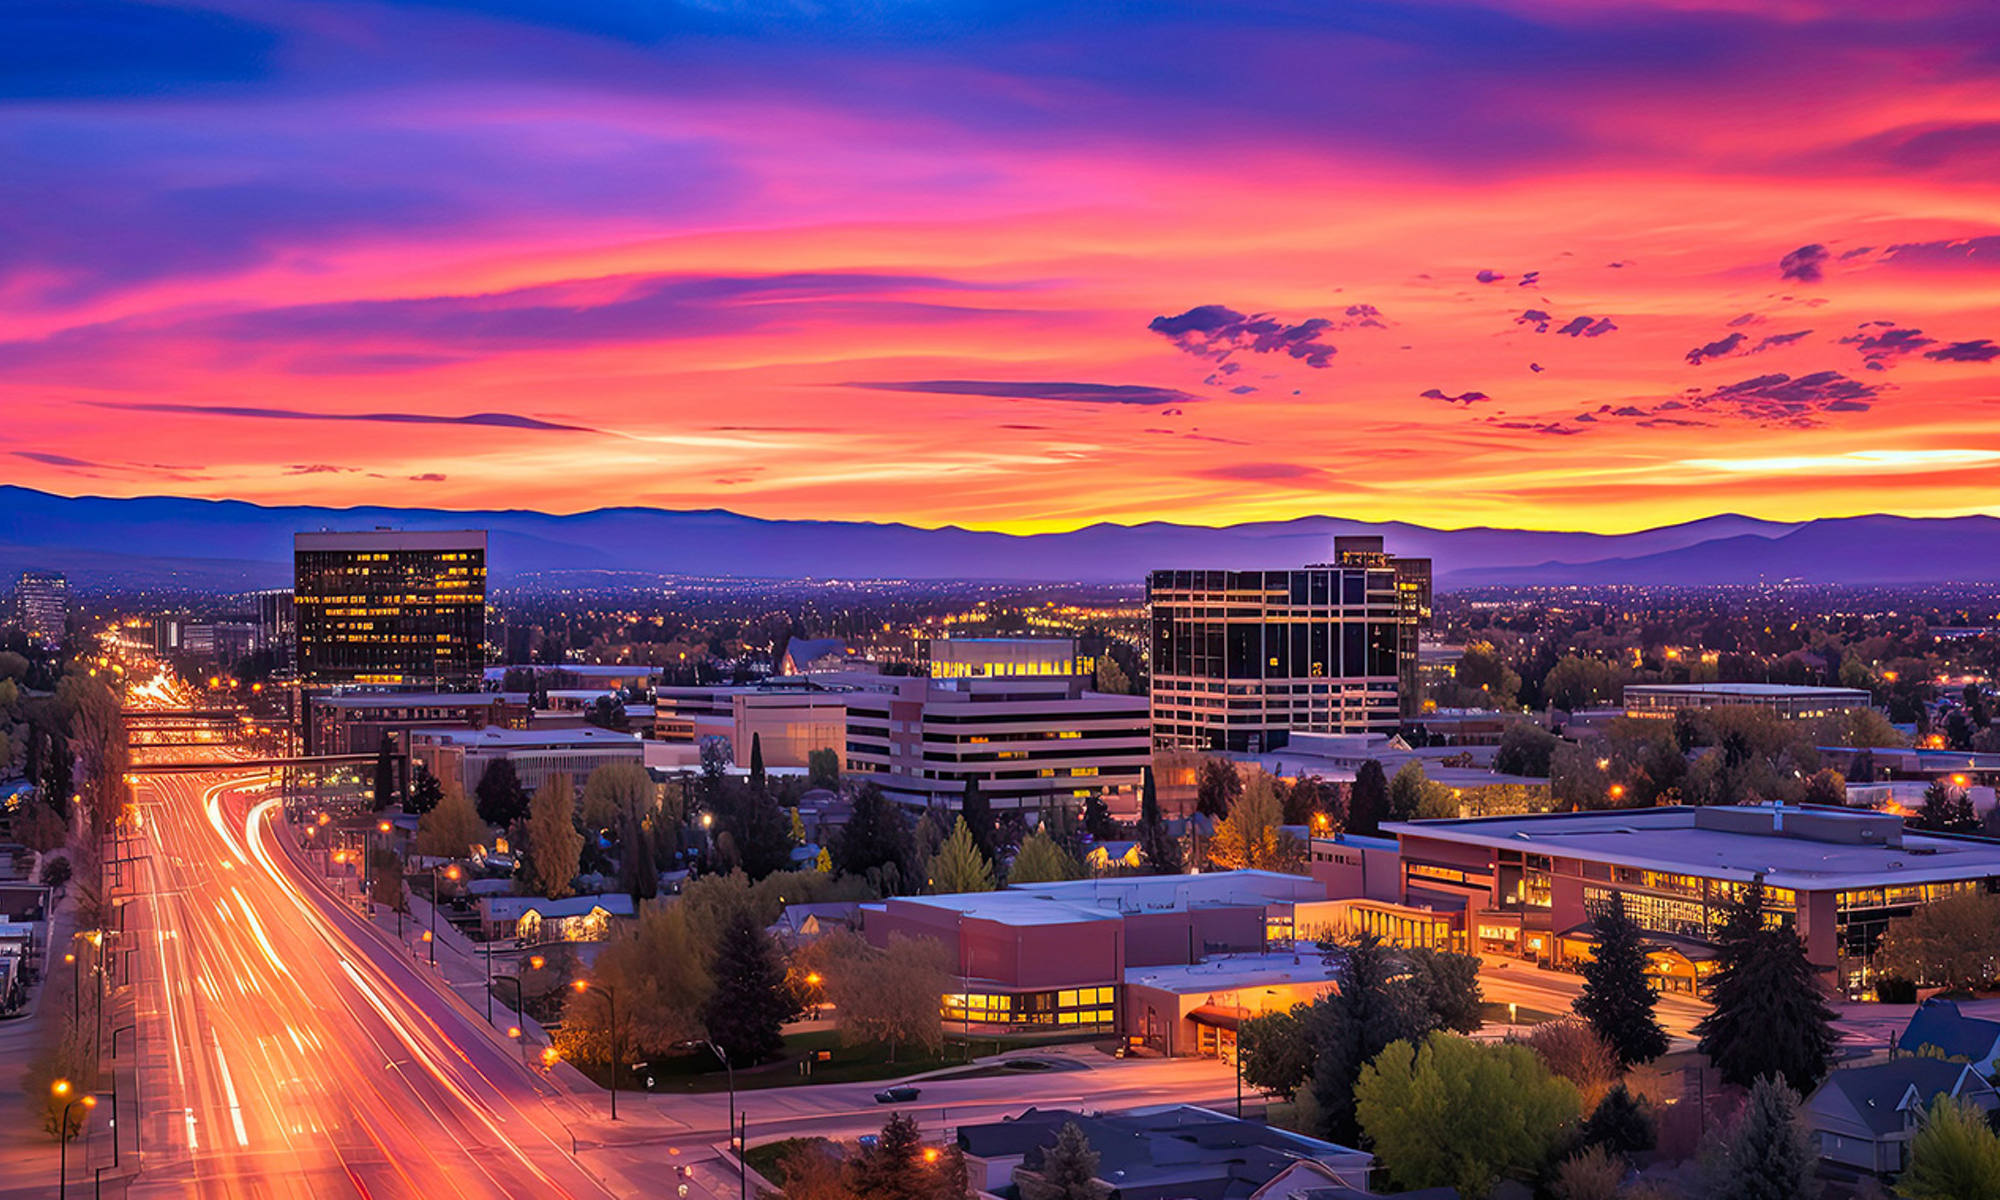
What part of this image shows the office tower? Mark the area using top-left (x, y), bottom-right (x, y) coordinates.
top-left (293, 530), bottom-right (487, 689)
top-left (244, 588), bottom-right (297, 666)
top-left (15, 570), bottom-right (67, 650)
top-left (1149, 544), bottom-right (1430, 752)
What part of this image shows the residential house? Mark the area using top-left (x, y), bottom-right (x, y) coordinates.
top-left (1806, 1058), bottom-right (1999, 1173)
top-left (477, 892), bottom-right (635, 943)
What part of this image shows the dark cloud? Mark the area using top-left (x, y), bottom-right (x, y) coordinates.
top-left (844, 379), bottom-right (1201, 406)
top-left (1475, 269), bottom-right (1507, 284)
top-left (1198, 462), bottom-right (1335, 482)
top-left (1753, 330), bottom-right (1813, 352)
top-left (1517, 271), bottom-right (1540, 288)
top-left (1925, 339), bottom-right (2000, 363)
top-left (1554, 316), bottom-right (1617, 338)
top-left (408, 473), bottom-right (448, 482)
top-left (1420, 388), bottom-right (1491, 405)
top-left (284, 463), bottom-right (361, 475)
top-left (1837, 323), bottom-right (1934, 369)
top-left (91, 401), bottom-right (603, 433)
top-left (1528, 362), bottom-right (1545, 373)
top-left (1516, 309), bottom-right (1553, 333)
top-left (1678, 370), bottom-right (1885, 425)
top-left (1147, 304), bottom-right (1365, 369)
top-left (1880, 236), bottom-right (2000, 271)
top-left (1483, 418), bottom-right (1583, 436)
top-left (1687, 328), bottom-right (1812, 364)
top-left (1726, 313), bottom-right (1762, 328)
top-left (13, 451), bottom-right (102, 469)
top-left (1779, 244), bottom-right (1829, 283)
top-left (1685, 332), bottom-right (1746, 365)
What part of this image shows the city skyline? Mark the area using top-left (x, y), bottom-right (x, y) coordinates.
top-left (8, 1), bottom-right (2000, 533)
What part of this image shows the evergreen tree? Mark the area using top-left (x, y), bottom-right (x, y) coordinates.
top-left (1347, 760), bottom-right (1389, 836)
top-left (702, 909), bottom-right (788, 1065)
top-left (1580, 1083), bottom-right (1656, 1156)
top-left (618, 807), bottom-right (658, 901)
top-left (1008, 826), bottom-right (1081, 884)
top-left (1081, 790), bottom-right (1116, 842)
top-left (1573, 894), bottom-right (1668, 1066)
top-left (748, 732), bottom-right (767, 795)
top-left (1699, 1075), bottom-right (1819, 1200)
top-left (927, 817), bottom-right (995, 893)
top-left (404, 765), bottom-right (442, 816)
top-left (960, 776), bottom-right (996, 860)
top-left (1310, 932), bottom-right (1423, 1145)
top-left (1694, 882), bottom-right (1837, 1095)
top-left (807, 747), bottom-right (841, 790)
top-left (1019, 1121), bottom-right (1110, 1200)
top-left (474, 758), bottom-right (530, 827)
top-left (372, 733), bottom-right (397, 812)
top-left (846, 1112), bottom-right (966, 1200)
top-left (833, 783), bottom-right (916, 892)
top-left (1195, 758), bottom-right (1241, 819)
top-left (1137, 767), bottom-right (1182, 875)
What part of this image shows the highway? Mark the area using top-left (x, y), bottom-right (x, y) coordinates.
top-left (121, 677), bottom-right (617, 1199)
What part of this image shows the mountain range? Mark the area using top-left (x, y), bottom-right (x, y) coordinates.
top-left (0, 486), bottom-right (1990, 590)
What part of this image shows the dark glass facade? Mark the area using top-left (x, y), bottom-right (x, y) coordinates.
top-left (294, 531), bottom-right (487, 689)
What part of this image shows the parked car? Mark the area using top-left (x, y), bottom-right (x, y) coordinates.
top-left (873, 1085), bottom-right (921, 1104)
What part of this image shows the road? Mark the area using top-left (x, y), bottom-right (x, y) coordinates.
top-left (121, 736), bottom-right (617, 1197)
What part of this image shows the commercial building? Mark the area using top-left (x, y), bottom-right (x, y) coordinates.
top-left (304, 691), bottom-right (533, 756)
top-left (244, 588), bottom-right (296, 667)
top-left (842, 674), bottom-right (1149, 815)
top-left (862, 871), bottom-right (1326, 1051)
top-left (924, 637), bottom-right (1082, 679)
top-left (1623, 683), bottom-right (1874, 721)
top-left (13, 570), bottom-right (66, 650)
top-left (294, 530), bottom-right (486, 689)
top-left (408, 725), bottom-right (644, 799)
top-left (1380, 805), bottom-right (2000, 993)
top-left (1148, 540), bottom-right (1430, 754)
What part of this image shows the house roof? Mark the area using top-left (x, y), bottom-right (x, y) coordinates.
top-left (1899, 999), bottom-right (2000, 1061)
top-left (477, 892), bottom-right (636, 920)
top-left (1809, 1058), bottom-right (1996, 1138)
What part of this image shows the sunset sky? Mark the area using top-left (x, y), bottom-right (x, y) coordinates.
top-left (7, 0), bottom-right (2000, 533)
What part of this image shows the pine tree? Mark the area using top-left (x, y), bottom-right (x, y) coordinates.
top-left (1347, 760), bottom-right (1389, 836)
top-left (847, 1112), bottom-right (962, 1200)
top-left (404, 765), bottom-right (442, 815)
top-left (1020, 1121), bottom-right (1110, 1200)
top-left (702, 909), bottom-right (789, 1066)
top-left (474, 758), bottom-right (530, 827)
top-left (748, 732), bottom-right (767, 795)
top-left (960, 776), bottom-right (996, 860)
top-left (1008, 826), bottom-right (1081, 884)
top-left (1573, 894), bottom-right (1668, 1066)
top-left (372, 734), bottom-right (397, 812)
top-left (1694, 882), bottom-right (1837, 1094)
top-left (1195, 758), bottom-right (1241, 819)
top-left (1081, 791), bottom-right (1116, 842)
top-left (1580, 1083), bottom-right (1656, 1156)
top-left (1137, 767), bottom-right (1182, 875)
top-left (1699, 1075), bottom-right (1820, 1200)
top-left (1310, 932), bottom-right (1422, 1145)
top-left (927, 817), bottom-right (995, 894)
top-left (833, 783), bottom-right (916, 890)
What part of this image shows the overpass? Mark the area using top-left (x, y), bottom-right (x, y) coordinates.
top-left (127, 755), bottom-right (375, 776)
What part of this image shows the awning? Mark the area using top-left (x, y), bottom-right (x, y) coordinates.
top-left (1188, 1004), bottom-right (1251, 1032)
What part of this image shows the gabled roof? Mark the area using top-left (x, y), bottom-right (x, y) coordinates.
top-left (1809, 1058), bottom-right (1996, 1138)
top-left (1899, 999), bottom-right (2000, 1061)
top-left (477, 892), bottom-right (636, 920)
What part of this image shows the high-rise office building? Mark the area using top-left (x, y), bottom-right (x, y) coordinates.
top-left (244, 588), bottom-right (297, 666)
top-left (15, 570), bottom-right (67, 650)
top-left (1148, 540), bottom-right (1431, 752)
top-left (294, 530), bottom-right (487, 689)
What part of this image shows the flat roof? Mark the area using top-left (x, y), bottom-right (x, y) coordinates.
top-left (408, 726), bottom-right (642, 749)
top-left (1127, 949), bottom-right (1339, 993)
top-left (1624, 683), bottom-right (1872, 699)
top-left (311, 691), bottom-right (523, 708)
top-left (294, 529), bottom-right (486, 551)
top-left (1388, 806), bottom-right (2000, 891)
top-left (896, 870), bottom-right (1325, 926)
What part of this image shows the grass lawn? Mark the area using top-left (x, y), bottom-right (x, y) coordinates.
top-left (1477, 1000), bottom-right (1565, 1027)
top-left (573, 1029), bottom-right (970, 1094)
top-left (745, 1136), bottom-right (827, 1182)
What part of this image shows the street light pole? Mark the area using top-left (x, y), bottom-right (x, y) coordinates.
top-left (52, 1082), bottom-right (96, 1200)
top-left (572, 980), bottom-right (618, 1120)
top-left (112, 1023), bottom-right (137, 1163)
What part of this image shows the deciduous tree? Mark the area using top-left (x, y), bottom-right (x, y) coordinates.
top-left (1206, 770), bottom-right (1300, 872)
top-left (807, 747), bottom-right (840, 790)
top-left (523, 775), bottom-right (582, 900)
top-left (414, 772), bottom-right (487, 858)
top-left (818, 931), bottom-right (950, 1062)
top-left (1875, 889), bottom-right (2000, 990)
top-left (1900, 1094), bottom-right (2000, 1200)
top-left (557, 905), bottom-right (709, 1064)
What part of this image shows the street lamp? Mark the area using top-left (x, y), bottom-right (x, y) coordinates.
top-left (51, 1081), bottom-right (96, 1200)
top-left (423, 863), bottom-right (462, 965)
top-left (679, 1036), bottom-right (738, 1179)
top-left (498, 957), bottom-right (543, 1069)
top-left (572, 979), bottom-right (619, 1120)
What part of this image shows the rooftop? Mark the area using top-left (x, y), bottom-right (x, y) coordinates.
top-left (1624, 682), bottom-right (1873, 698)
top-left (1126, 949), bottom-right (1340, 994)
top-left (311, 691), bottom-right (524, 708)
top-left (1387, 805), bottom-right (2000, 891)
top-left (409, 726), bottom-right (643, 749)
top-left (893, 870), bottom-right (1326, 927)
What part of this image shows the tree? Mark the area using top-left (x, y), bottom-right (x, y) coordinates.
top-left (372, 734), bottom-right (397, 812)
top-left (1522, 1019), bottom-right (1620, 1112)
top-left (39, 854), bottom-right (71, 892)
top-left (1092, 654), bottom-right (1132, 696)
top-left (1206, 770), bottom-right (1300, 872)
top-left (927, 817), bottom-right (995, 894)
top-left (62, 674), bottom-right (129, 846)
top-left (1388, 760), bottom-right (1454, 822)
top-left (1081, 791), bottom-right (1116, 842)
top-left (748, 732), bottom-right (768, 794)
top-left (368, 848), bottom-right (405, 909)
top-left (1573, 894), bottom-right (1667, 1067)
top-left (818, 931), bottom-right (950, 1061)
top-left (1914, 780), bottom-right (1977, 833)
top-left (1195, 758), bottom-right (1241, 819)
top-left (807, 747), bottom-right (841, 790)
top-left (1900, 1094), bottom-right (2000, 1200)
top-left (1019, 1121), bottom-right (1109, 1200)
top-left (1346, 760), bottom-right (1389, 836)
top-left (1579, 1083), bottom-right (1655, 1157)
top-left (1694, 883), bottom-right (1837, 1095)
top-left (556, 905), bottom-right (709, 1065)
top-left (1847, 747), bottom-right (1877, 784)
top-left (1309, 932), bottom-right (1425, 1144)
top-left (1238, 1004), bottom-right (1318, 1100)
top-left (522, 775), bottom-right (582, 900)
top-left (1698, 1075), bottom-right (1819, 1200)
top-left (404, 765), bottom-right (442, 816)
top-left (1874, 889), bottom-right (2000, 990)
top-left (580, 761), bottom-right (654, 836)
top-left (1402, 945), bottom-right (1483, 1034)
top-left (474, 759), bottom-right (530, 828)
top-left (833, 783), bottom-right (917, 892)
top-left (1355, 1034), bottom-right (1580, 1198)
top-left (1494, 724), bottom-right (1560, 778)
top-left (960, 777), bottom-right (995, 861)
top-left (1008, 826), bottom-right (1081, 884)
top-left (1552, 1145), bottom-right (1623, 1200)
top-left (1136, 767), bottom-right (1182, 875)
top-left (846, 1112), bottom-right (967, 1200)
top-left (1801, 768), bottom-right (1846, 806)
top-left (414, 772), bottom-right (487, 858)
top-left (703, 909), bottom-right (789, 1065)
top-left (585, 694), bottom-right (630, 732)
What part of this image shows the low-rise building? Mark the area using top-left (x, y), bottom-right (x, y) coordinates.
top-left (1804, 1059), bottom-right (1999, 1175)
top-left (410, 726), bottom-right (646, 799)
top-left (476, 892), bottom-right (635, 942)
top-left (305, 691), bottom-right (532, 755)
top-left (1622, 682), bottom-right (1874, 721)
top-left (1898, 998), bottom-right (2000, 1074)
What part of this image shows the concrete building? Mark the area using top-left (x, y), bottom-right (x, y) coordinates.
top-left (1380, 805), bottom-right (2000, 993)
top-left (841, 674), bottom-right (1149, 815)
top-left (1623, 682), bottom-right (1874, 721)
top-left (409, 725), bottom-right (644, 799)
top-left (924, 637), bottom-right (1082, 679)
top-left (1148, 543), bottom-right (1429, 754)
top-left (862, 871), bottom-right (1326, 1051)
top-left (294, 529), bottom-right (486, 689)
top-left (13, 570), bottom-right (66, 650)
top-left (304, 691), bottom-right (532, 755)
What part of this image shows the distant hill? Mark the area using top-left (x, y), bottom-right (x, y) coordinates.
top-left (0, 486), bottom-right (1985, 589)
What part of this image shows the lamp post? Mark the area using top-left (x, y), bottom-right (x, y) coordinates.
top-left (51, 1081), bottom-right (96, 1200)
top-left (111, 1023), bottom-right (137, 1164)
top-left (424, 863), bottom-right (462, 966)
top-left (498, 957), bottom-right (542, 1067)
top-left (680, 1037), bottom-right (737, 1173)
top-left (572, 979), bottom-right (618, 1120)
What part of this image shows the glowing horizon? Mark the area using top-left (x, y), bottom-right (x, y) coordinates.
top-left (8, 1), bottom-right (2000, 535)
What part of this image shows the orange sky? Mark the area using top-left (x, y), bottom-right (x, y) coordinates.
top-left (6, 0), bottom-right (2000, 532)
